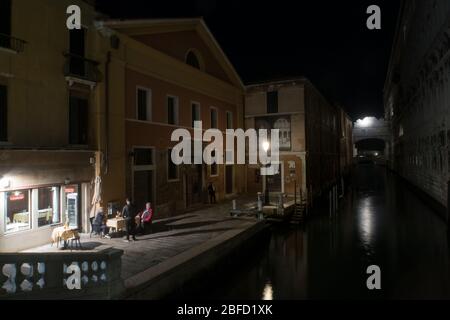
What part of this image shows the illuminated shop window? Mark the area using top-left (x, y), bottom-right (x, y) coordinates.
top-left (5, 190), bottom-right (30, 233)
top-left (38, 187), bottom-right (60, 227)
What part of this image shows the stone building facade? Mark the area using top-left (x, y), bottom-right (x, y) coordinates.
top-left (0, 0), bottom-right (104, 251)
top-left (245, 78), bottom-right (344, 207)
top-left (384, 0), bottom-right (450, 216)
top-left (97, 18), bottom-right (246, 217)
top-left (338, 109), bottom-right (353, 181)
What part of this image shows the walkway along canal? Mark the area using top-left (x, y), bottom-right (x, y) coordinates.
top-left (171, 163), bottom-right (450, 299)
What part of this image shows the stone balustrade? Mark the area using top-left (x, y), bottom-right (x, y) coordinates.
top-left (0, 248), bottom-right (124, 299)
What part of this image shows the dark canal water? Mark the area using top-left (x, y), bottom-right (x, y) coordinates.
top-left (174, 164), bottom-right (450, 299)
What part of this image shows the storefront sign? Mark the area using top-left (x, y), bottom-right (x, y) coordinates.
top-left (9, 193), bottom-right (24, 201)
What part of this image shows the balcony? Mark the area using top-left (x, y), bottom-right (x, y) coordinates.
top-left (0, 33), bottom-right (26, 53)
top-left (63, 53), bottom-right (101, 89)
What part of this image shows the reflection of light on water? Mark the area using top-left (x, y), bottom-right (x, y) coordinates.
top-left (358, 198), bottom-right (374, 250)
top-left (262, 281), bottom-right (273, 300)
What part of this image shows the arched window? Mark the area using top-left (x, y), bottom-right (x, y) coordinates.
top-left (185, 50), bottom-right (201, 70)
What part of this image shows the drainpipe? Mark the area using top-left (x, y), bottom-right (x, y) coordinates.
top-left (104, 51), bottom-right (111, 175)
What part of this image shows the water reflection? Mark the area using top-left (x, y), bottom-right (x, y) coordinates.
top-left (178, 164), bottom-right (450, 299)
top-left (357, 197), bottom-right (375, 255)
top-left (262, 281), bottom-right (273, 300)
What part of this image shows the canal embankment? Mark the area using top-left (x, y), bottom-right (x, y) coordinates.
top-left (123, 218), bottom-right (268, 299)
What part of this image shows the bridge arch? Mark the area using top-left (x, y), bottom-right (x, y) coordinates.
top-left (352, 117), bottom-right (391, 160)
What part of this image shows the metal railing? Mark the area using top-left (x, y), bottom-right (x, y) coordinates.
top-left (63, 53), bottom-right (101, 83)
top-left (0, 248), bottom-right (124, 299)
top-left (0, 33), bottom-right (26, 53)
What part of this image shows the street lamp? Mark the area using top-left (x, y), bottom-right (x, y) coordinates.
top-left (262, 140), bottom-right (270, 205)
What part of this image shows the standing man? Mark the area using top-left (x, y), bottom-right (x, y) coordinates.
top-left (208, 182), bottom-right (216, 204)
top-left (122, 197), bottom-right (137, 242)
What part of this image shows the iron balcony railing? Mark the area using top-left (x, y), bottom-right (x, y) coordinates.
top-left (63, 52), bottom-right (101, 83)
top-left (0, 33), bottom-right (26, 53)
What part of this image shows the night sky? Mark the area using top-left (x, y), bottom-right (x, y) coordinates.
top-left (95, 0), bottom-right (401, 121)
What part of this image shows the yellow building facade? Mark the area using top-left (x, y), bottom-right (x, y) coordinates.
top-left (0, 2), bottom-right (246, 252)
top-left (0, 0), bottom-right (105, 251)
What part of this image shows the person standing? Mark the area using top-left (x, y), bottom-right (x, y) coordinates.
top-left (208, 182), bottom-right (216, 204)
top-left (122, 197), bottom-right (137, 242)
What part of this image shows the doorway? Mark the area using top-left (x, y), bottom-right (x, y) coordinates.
top-left (133, 170), bottom-right (154, 212)
top-left (266, 163), bottom-right (283, 193)
top-left (186, 164), bottom-right (203, 207)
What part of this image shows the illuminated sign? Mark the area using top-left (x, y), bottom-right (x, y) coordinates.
top-left (9, 193), bottom-right (24, 201)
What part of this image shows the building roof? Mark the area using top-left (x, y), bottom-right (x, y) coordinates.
top-left (99, 18), bottom-right (244, 89)
top-left (245, 76), bottom-right (308, 88)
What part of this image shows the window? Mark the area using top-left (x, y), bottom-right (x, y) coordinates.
top-left (226, 111), bottom-right (233, 129)
top-left (186, 50), bottom-right (200, 69)
top-left (167, 96), bottom-right (179, 125)
top-left (167, 149), bottom-right (179, 180)
top-left (267, 91), bottom-right (278, 113)
top-left (134, 148), bottom-right (153, 166)
top-left (0, 0), bottom-right (11, 48)
top-left (0, 85), bottom-right (7, 141)
top-left (137, 88), bottom-right (151, 121)
top-left (69, 28), bottom-right (85, 57)
top-left (192, 102), bottom-right (201, 128)
top-left (69, 94), bottom-right (88, 145)
top-left (225, 149), bottom-right (233, 164)
top-left (5, 190), bottom-right (30, 233)
top-left (211, 150), bottom-right (218, 176)
top-left (38, 187), bottom-right (60, 227)
top-left (69, 28), bottom-right (86, 76)
top-left (210, 107), bottom-right (218, 129)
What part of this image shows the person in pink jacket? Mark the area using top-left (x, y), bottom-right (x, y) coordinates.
top-left (138, 202), bottom-right (153, 234)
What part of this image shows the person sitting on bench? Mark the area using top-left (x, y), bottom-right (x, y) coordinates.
top-left (138, 202), bottom-right (153, 234)
top-left (92, 208), bottom-right (108, 237)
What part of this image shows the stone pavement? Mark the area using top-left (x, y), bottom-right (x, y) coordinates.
top-left (24, 197), bottom-right (262, 282)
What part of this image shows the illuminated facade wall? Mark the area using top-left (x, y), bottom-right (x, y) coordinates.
top-left (245, 78), bottom-right (342, 205)
top-left (384, 0), bottom-right (450, 214)
top-left (0, 0), bottom-right (104, 251)
top-left (98, 19), bottom-right (246, 218)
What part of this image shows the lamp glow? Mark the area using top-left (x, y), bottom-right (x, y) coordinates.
top-left (357, 117), bottom-right (373, 127)
top-left (262, 140), bottom-right (270, 152)
top-left (0, 177), bottom-right (10, 189)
